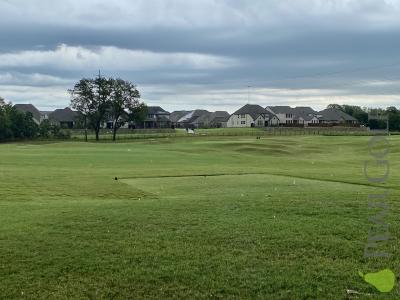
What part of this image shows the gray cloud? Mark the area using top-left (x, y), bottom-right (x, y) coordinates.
top-left (1, 0), bottom-right (400, 111)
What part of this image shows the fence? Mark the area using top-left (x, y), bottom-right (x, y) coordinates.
top-left (67, 126), bottom-right (384, 141)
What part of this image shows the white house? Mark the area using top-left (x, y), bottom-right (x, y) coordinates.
top-left (227, 104), bottom-right (279, 128)
top-left (265, 106), bottom-right (294, 125)
top-left (266, 106), bottom-right (319, 127)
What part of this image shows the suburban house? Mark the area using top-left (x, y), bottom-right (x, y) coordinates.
top-left (176, 110), bottom-right (210, 128)
top-left (106, 106), bottom-right (171, 129)
top-left (190, 111), bottom-right (230, 128)
top-left (39, 111), bottom-right (53, 123)
top-left (317, 108), bottom-right (359, 125)
top-left (14, 104), bottom-right (42, 125)
top-left (190, 111), bottom-right (212, 128)
top-left (11, 102), bottom-right (360, 130)
top-left (48, 107), bottom-right (78, 128)
top-left (208, 111), bottom-right (230, 128)
top-left (293, 107), bottom-right (320, 126)
top-left (170, 110), bottom-right (191, 128)
top-left (265, 105), bottom-right (359, 126)
top-left (266, 106), bottom-right (319, 126)
top-left (227, 104), bottom-right (280, 128)
top-left (139, 106), bottom-right (171, 129)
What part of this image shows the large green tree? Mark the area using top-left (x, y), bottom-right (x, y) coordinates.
top-left (70, 76), bottom-right (147, 141)
top-left (69, 78), bottom-right (95, 141)
top-left (108, 78), bottom-right (146, 141)
top-left (70, 77), bottom-right (112, 141)
top-left (0, 103), bottom-right (13, 140)
top-left (387, 106), bottom-right (400, 131)
top-left (0, 103), bottom-right (39, 140)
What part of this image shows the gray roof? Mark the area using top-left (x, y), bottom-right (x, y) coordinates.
top-left (292, 107), bottom-right (318, 121)
top-left (170, 110), bottom-right (191, 123)
top-left (318, 108), bottom-right (358, 122)
top-left (209, 111), bottom-right (230, 123)
top-left (190, 111), bottom-right (230, 126)
top-left (147, 106), bottom-right (170, 115)
top-left (191, 111), bottom-right (212, 125)
top-left (293, 106), bottom-right (317, 115)
top-left (266, 106), bottom-right (293, 114)
top-left (49, 107), bottom-right (78, 122)
top-left (178, 109), bottom-right (209, 123)
top-left (14, 104), bottom-right (41, 122)
top-left (268, 105), bottom-right (317, 121)
top-left (233, 104), bottom-right (275, 120)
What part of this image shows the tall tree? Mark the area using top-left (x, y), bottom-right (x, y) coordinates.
top-left (0, 103), bottom-right (12, 140)
top-left (108, 78), bottom-right (144, 141)
top-left (387, 106), bottom-right (400, 131)
top-left (0, 96), bottom-right (5, 106)
top-left (92, 76), bottom-right (113, 141)
top-left (70, 77), bottom-right (112, 141)
top-left (342, 105), bottom-right (369, 125)
top-left (128, 102), bottom-right (148, 127)
top-left (69, 78), bottom-right (95, 141)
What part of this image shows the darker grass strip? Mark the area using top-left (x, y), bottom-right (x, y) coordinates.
top-left (119, 172), bottom-right (398, 191)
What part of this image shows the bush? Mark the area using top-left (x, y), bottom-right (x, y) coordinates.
top-left (56, 130), bottom-right (71, 140)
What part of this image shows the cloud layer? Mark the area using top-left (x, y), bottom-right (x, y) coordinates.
top-left (1, 0), bottom-right (400, 111)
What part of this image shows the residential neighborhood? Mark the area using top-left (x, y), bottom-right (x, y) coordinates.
top-left (14, 102), bottom-right (360, 130)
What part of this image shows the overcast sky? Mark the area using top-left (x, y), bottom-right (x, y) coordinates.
top-left (1, 0), bottom-right (400, 112)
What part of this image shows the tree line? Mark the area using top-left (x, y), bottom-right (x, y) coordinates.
top-left (327, 104), bottom-right (400, 130)
top-left (0, 76), bottom-right (147, 142)
top-left (70, 76), bottom-right (147, 141)
top-left (0, 96), bottom-right (68, 141)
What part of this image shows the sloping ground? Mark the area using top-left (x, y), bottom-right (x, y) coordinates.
top-left (0, 136), bottom-right (399, 299)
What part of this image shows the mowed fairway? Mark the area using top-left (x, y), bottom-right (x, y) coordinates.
top-left (1, 135), bottom-right (400, 299)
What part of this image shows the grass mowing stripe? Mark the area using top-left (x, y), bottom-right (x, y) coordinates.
top-left (119, 171), bottom-right (397, 191)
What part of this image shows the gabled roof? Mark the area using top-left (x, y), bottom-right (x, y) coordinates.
top-left (49, 107), bottom-right (78, 122)
top-left (189, 111), bottom-right (230, 125)
top-left (191, 112), bottom-right (213, 125)
top-left (233, 104), bottom-right (273, 120)
top-left (292, 107), bottom-right (318, 121)
top-left (268, 106), bottom-right (318, 121)
top-left (209, 111), bottom-right (230, 123)
top-left (14, 104), bottom-right (41, 122)
top-left (293, 106), bottom-right (317, 115)
top-left (170, 110), bottom-right (191, 123)
top-left (147, 106), bottom-right (170, 115)
top-left (178, 109), bottom-right (209, 123)
top-left (318, 108), bottom-right (358, 122)
top-left (266, 106), bottom-right (293, 114)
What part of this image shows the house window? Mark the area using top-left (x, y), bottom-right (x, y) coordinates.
top-left (241, 114), bottom-right (246, 118)
top-left (241, 121), bottom-right (246, 124)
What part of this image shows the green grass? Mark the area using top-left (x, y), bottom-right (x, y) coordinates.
top-left (1, 135), bottom-right (400, 299)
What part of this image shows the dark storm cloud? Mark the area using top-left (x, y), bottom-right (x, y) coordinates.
top-left (1, 0), bottom-right (400, 110)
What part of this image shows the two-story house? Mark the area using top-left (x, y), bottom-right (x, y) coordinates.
top-left (227, 104), bottom-right (279, 128)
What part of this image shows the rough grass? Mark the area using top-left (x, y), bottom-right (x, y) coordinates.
top-left (0, 135), bottom-right (399, 299)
